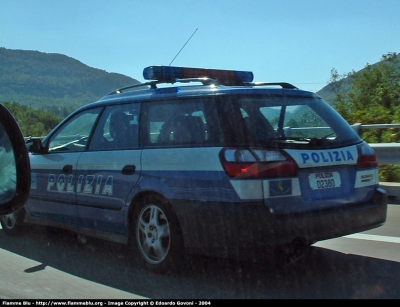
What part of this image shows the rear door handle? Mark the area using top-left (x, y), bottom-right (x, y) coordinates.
top-left (122, 165), bottom-right (136, 175)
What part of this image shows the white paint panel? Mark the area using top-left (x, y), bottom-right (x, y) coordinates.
top-left (354, 168), bottom-right (379, 188)
top-left (229, 179), bottom-right (263, 200)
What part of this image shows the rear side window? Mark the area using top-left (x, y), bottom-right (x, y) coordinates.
top-left (142, 98), bottom-right (222, 147)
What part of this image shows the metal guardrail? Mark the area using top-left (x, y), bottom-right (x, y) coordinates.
top-left (369, 143), bottom-right (400, 165)
top-left (353, 124), bottom-right (400, 201)
top-left (351, 123), bottom-right (400, 166)
top-left (352, 123), bottom-right (400, 134)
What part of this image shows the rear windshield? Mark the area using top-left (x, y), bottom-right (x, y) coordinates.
top-left (220, 94), bottom-right (361, 149)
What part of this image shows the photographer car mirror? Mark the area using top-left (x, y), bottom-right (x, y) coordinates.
top-left (0, 104), bottom-right (30, 216)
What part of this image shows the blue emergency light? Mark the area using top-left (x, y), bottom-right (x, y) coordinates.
top-left (143, 65), bottom-right (254, 84)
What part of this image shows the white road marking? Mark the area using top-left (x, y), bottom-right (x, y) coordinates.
top-left (344, 233), bottom-right (400, 244)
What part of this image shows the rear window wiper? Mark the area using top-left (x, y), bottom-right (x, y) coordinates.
top-left (267, 136), bottom-right (335, 147)
top-left (268, 137), bottom-right (312, 145)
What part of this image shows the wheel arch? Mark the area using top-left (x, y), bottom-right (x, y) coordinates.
top-left (127, 190), bottom-right (184, 245)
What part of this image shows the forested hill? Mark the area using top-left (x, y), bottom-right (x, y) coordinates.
top-left (317, 52), bottom-right (400, 104)
top-left (2, 47), bottom-right (399, 118)
top-left (0, 47), bottom-right (141, 116)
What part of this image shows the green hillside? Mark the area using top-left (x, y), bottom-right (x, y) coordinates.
top-left (317, 52), bottom-right (400, 104)
top-left (2, 47), bottom-right (399, 115)
top-left (0, 47), bottom-right (142, 116)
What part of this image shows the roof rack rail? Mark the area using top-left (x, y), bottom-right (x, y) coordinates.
top-left (107, 77), bottom-right (221, 95)
top-left (108, 81), bottom-right (161, 95)
top-left (249, 82), bottom-right (298, 89)
top-left (107, 67), bottom-right (297, 95)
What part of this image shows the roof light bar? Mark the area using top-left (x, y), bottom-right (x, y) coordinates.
top-left (143, 65), bottom-right (254, 84)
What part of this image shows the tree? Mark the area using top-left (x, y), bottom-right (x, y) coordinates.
top-left (330, 52), bottom-right (400, 181)
top-left (2, 101), bottom-right (61, 137)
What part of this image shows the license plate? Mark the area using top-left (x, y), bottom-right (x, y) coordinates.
top-left (309, 171), bottom-right (341, 190)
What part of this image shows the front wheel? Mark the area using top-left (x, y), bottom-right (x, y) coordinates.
top-left (131, 195), bottom-right (184, 274)
top-left (0, 208), bottom-right (26, 236)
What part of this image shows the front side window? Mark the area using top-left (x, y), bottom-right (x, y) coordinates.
top-left (89, 103), bottom-right (140, 151)
top-left (48, 107), bottom-right (102, 152)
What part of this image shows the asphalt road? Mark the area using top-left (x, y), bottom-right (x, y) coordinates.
top-left (1, 202), bottom-right (400, 299)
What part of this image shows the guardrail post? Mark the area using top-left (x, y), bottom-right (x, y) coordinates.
top-left (351, 123), bottom-right (362, 136)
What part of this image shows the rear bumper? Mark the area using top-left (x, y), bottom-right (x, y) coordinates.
top-left (272, 187), bottom-right (388, 244)
top-left (173, 187), bottom-right (388, 254)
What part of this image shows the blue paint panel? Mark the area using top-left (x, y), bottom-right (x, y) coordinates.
top-left (140, 169), bottom-right (241, 202)
top-left (26, 153), bottom-right (81, 226)
top-left (75, 150), bottom-right (141, 233)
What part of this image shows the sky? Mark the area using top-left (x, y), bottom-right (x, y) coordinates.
top-left (1, 0), bottom-right (400, 93)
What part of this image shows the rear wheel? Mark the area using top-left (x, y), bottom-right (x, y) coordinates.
top-left (0, 208), bottom-right (26, 236)
top-left (132, 195), bottom-right (184, 274)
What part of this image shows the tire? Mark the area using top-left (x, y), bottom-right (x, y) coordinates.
top-left (0, 208), bottom-right (26, 236)
top-left (132, 195), bottom-right (184, 274)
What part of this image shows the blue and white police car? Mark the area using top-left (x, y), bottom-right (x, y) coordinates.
top-left (1, 66), bottom-right (388, 273)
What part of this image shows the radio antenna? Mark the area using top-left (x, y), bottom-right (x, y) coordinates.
top-left (169, 28), bottom-right (198, 66)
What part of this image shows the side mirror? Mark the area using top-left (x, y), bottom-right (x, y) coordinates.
top-left (0, 104), bottom-right (30, 215)
top-left (26, 137), bottom-right (47, 154)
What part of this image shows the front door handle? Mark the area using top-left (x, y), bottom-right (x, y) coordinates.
top-left (62, 164), bottom-right (73, 174)
top-left (122, 165), bottom-right (136, 175)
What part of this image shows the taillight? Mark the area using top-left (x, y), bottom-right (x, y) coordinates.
top-left (220, 148), bottom-right (298, 178)
top-left (356, 142), bottom-right (378, 169)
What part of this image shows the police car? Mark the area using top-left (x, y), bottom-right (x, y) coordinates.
top-left (1, 66), bottom-right (388, 273)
